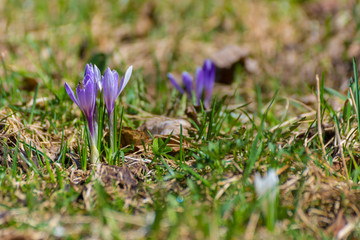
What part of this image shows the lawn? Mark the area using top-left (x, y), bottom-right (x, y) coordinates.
top-left (1, 0), bottom-right (360, 239)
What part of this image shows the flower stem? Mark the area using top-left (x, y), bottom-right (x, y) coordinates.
top-left (90, 144), bottom-right (99, 164)
top-left (109, 111), bottom-right (115, 160)
top-left (87, 115), bottom-right (99, 164)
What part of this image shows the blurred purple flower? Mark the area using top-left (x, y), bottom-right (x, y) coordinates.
top-left (168, 59), bottom-right (215, 108)
top-left (202, 59), bottom-right (216, 108)
top-left (182, 72), bottom-right (193, 98)
top-left (168, 73), bottom-right (184, 95)
top-left (102, 66), bottom-right (132, 116)
top-left (65, 67), bottom-right (98, 147)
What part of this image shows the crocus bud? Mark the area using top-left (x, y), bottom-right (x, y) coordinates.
top-left (102, 66), bottom-right (132, 116)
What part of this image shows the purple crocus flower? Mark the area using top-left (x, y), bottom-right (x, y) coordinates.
top-left (198, 59), bottom-right (215, 108)
top-left (102, 66), bottom-right (133, 116)
top-left (102, 65), bottom-right (132, 152)
top-left (168, 59), bottom-right (215, 109)
top-left (65, 66), bottom-right (98, 146)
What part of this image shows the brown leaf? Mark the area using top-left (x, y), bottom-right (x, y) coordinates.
top-left (210, 45), bottom-right (250, 84)
top-left (20, 76), bottom-right (39, 92)
top-left (96, 163), bottom-right (138, 191)
top-left (121, 127), bottom-right (149, 147)
top-left (138, 117), bottom-right (191, 136)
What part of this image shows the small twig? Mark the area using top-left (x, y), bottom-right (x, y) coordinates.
top-left (231, 157), bottom-right (243, 174)
top-left (125, 156), bottom-right (152, 163)
top-left (214, 182), bottom-right (231, 200)
top-left (337, 221), bottom-right (356, 240)
top-left (244, 212), bottom-right (260, 240)
top-left (269, 111), bottom-right (315, 133)
top-left (316, 75), bottom-right (326, 157)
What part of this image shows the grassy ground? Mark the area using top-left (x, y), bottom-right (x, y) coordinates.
top-left (1, 0), bottom-right (360, 239)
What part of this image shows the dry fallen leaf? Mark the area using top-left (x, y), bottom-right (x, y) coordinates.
top-left (138, 117), bottom-right (191, 136)
top-left (210, 45), bottom-right (250, 84)
top-left (20, 76), bottom-right (39, 92)
top-left (96, 163), bottom-right (138, 191)
top-left (121, 127), bottom-right (149, 147)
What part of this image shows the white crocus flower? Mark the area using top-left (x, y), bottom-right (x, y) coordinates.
top-left (254, 168), bottom-right (279, 224)
top-left (254, 169), bottom-right (279, 200)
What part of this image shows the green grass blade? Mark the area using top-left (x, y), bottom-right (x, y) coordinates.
top-left (28, 83), bottom-right (39, 125)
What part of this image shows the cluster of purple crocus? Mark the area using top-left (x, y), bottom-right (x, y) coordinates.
top-left (65, 59), bottom-right (215, 164)
top-left (65, 63), bottom-right (132, 163)
top-left (167, 59), bottom-right (215, 109)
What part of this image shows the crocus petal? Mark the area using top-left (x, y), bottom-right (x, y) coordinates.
top-left (182, 72), bottom-right (193, 98)
top-left (94, 64), bottom-right (102, 91)
top-left (83, 80), bottom-right (97, 138)
top-left (65, 82), bottom-right (80, 107)
top-left (102, 68), bottom-right (116, 115)
top-left (117, 77), bottom-right (124, 98)
top-left (203, 59), bottom-right (213, 73)
top-left (254, 169), bottom-right (279, 198)
top-left (168, 73), bottom-right (184, 94)
top-left (195, 67), bottom-right (204, 105)
top-left (97, 79), bottom-right (102, 92)
top-left (119, 65), bottom-right (132, 93)
top-left (85, 63), bottom-right (92, 73)
top-left (203, 59), bottom-right (215, 108)
top-left (112, 70), bottom-right (119, 83)
top-left (84, 64), bottom-right (94, 84)
top-left (76, 83), bottom-right (90, 117)
top-left (81, 76), bottom-right (96, 118)
top-left (91, 76), bottom-right (97, 105)
top-left (82, 74), bottom-right (92, 86)
top-left (111, 69), bottom-right (120, 96)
